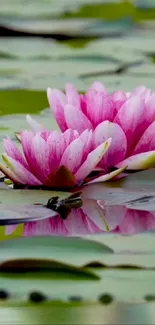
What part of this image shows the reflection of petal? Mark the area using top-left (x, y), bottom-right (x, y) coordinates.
top-left (24, 216), bottom-right (68, 237)
top-left (116, 209), bottom-right (155, 235)
top-left (97, 202), bottom-right (127, 230)
top-left (82, 200), bottom-right (110, 231)
top-left (64, 209), bottom-right (93, 236)
top-left (64, 200), bottom-right (110, 235)
top-left (5, 224), bottom-right (18, 235)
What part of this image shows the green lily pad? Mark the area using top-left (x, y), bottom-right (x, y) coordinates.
top-left (1, 302), bottom-right (155, 325)
top-left (0, 235), bottom-right (113, 263)
top-left (127, 63), bottom-right (155, 75)
top-left (85, 232), bottom-right (155, 253)
top-left (84, 75), bottom-right (155, 92)
top-left (0, 90), bottom-right (48, 115)
top-left (0, 189), bottom-right (70, 205)
top-left (62, 2), bottom-right (135, 20)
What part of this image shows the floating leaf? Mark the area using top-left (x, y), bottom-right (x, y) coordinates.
top-left (0, 204), bottom-right (58, 225)
top-left (0, 188), bottom-right (70, 205)
top-left (0, 90), bottom-right (48, 115)
top-left (0, 235), bottom-right (113, 265)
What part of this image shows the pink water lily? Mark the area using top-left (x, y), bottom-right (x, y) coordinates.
top-left (45, 82), bottom-right (155, 178)
top-left (0, 129), bottom-right (112, 189)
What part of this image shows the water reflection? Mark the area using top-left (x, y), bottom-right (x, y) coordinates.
top-left (5, 197), bottom-right (155, 237)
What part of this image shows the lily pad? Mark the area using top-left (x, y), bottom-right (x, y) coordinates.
top-left (1, 302), bottom-right (155, 325)
top-left (84, 75), bottom-right (155, 92)
top-left (127, 63), bottom-right (155, 75)
top-left (0, 189), bottom-right (70, 205)
top-left (0, 90), bottom-right (48, 115)
top-left (0, 236), bottom-right (113, 265)
top-left (62, 2), bottom-right (135, 20)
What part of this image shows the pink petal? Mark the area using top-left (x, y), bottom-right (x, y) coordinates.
top-left (65, 83), bottom-right (81, 109)
top-left (117, 151), bottom-right (155, 170)
top-left (80, 94), bottom-right (87, 115)
top-left (39, 131), bottom-right (51, 141)
top-left (75, 139), bottom-right (111, 183)
top-left (5, 224), bottom-right (18, 235)
top-left (90, 81), bottom-right (108, 94)
top-left (130, 86), bottom-right (152, 101)
top-left (47, 88), bottom-right (67, 131)
top-left (62, 129), bottom-right (79, 148)
top-left (93, 121), bottom-right (127, 168)
top-left (111, 90), bottom-right (127, 117)
top-left (21, 131), bottom-right (35, 167)
top-left (79, 129), bottom-right (93, 162)
top-left (26, 115), bottom-right (44, 133)
top-left (31, 134), bottom-right (50, 183)
top-left (47, 131), bottom-right (66, 172)
top-left (112, 90), bottom-right (127, 102)
top-left (85, 89), bottom-right (103, 126)
top-left (141, 89), bottom-right (152, 101)
top-left (144, 94), bottom-right (155, 125)
top-left (114, 96), bottom-right (146, 155)
top-left (3, 137), bottom-right (29, 169)
top-left (64, 104), bottom-right (93, 134)
top-left (86, 91), bottom-right (114, 126)
top-left (3, 154), bottom-right (41, 185)
top-left (126, 92), bottom-right (131, 98)
top-left (60, 138), bottom-right (84, 173)
top-left (133, 121), bottom-right (155, 154)
top-left (0, 162), bottom-right (21, 183)
top-left (130, 85), bottom-right (148, 96)
top-left (87, 166), bottom-right (126, 184)
top-left (47, 129), bottom-right (79, 173)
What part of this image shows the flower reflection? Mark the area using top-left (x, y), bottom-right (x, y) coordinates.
top-left (5, 198), bottom-right (155, 237)
top-left (115, 209), bottom-right (155, 235)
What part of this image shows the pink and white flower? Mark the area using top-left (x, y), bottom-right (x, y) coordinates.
top-left (44, 82), bottom-right (155, 176)
top-left (0, 129), bottom-right (113, 188)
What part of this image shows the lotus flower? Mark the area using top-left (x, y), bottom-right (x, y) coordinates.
top-left (44, 82), bottom-right (155, 178)
top-left (0, 129), bottom-right (114, 189)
